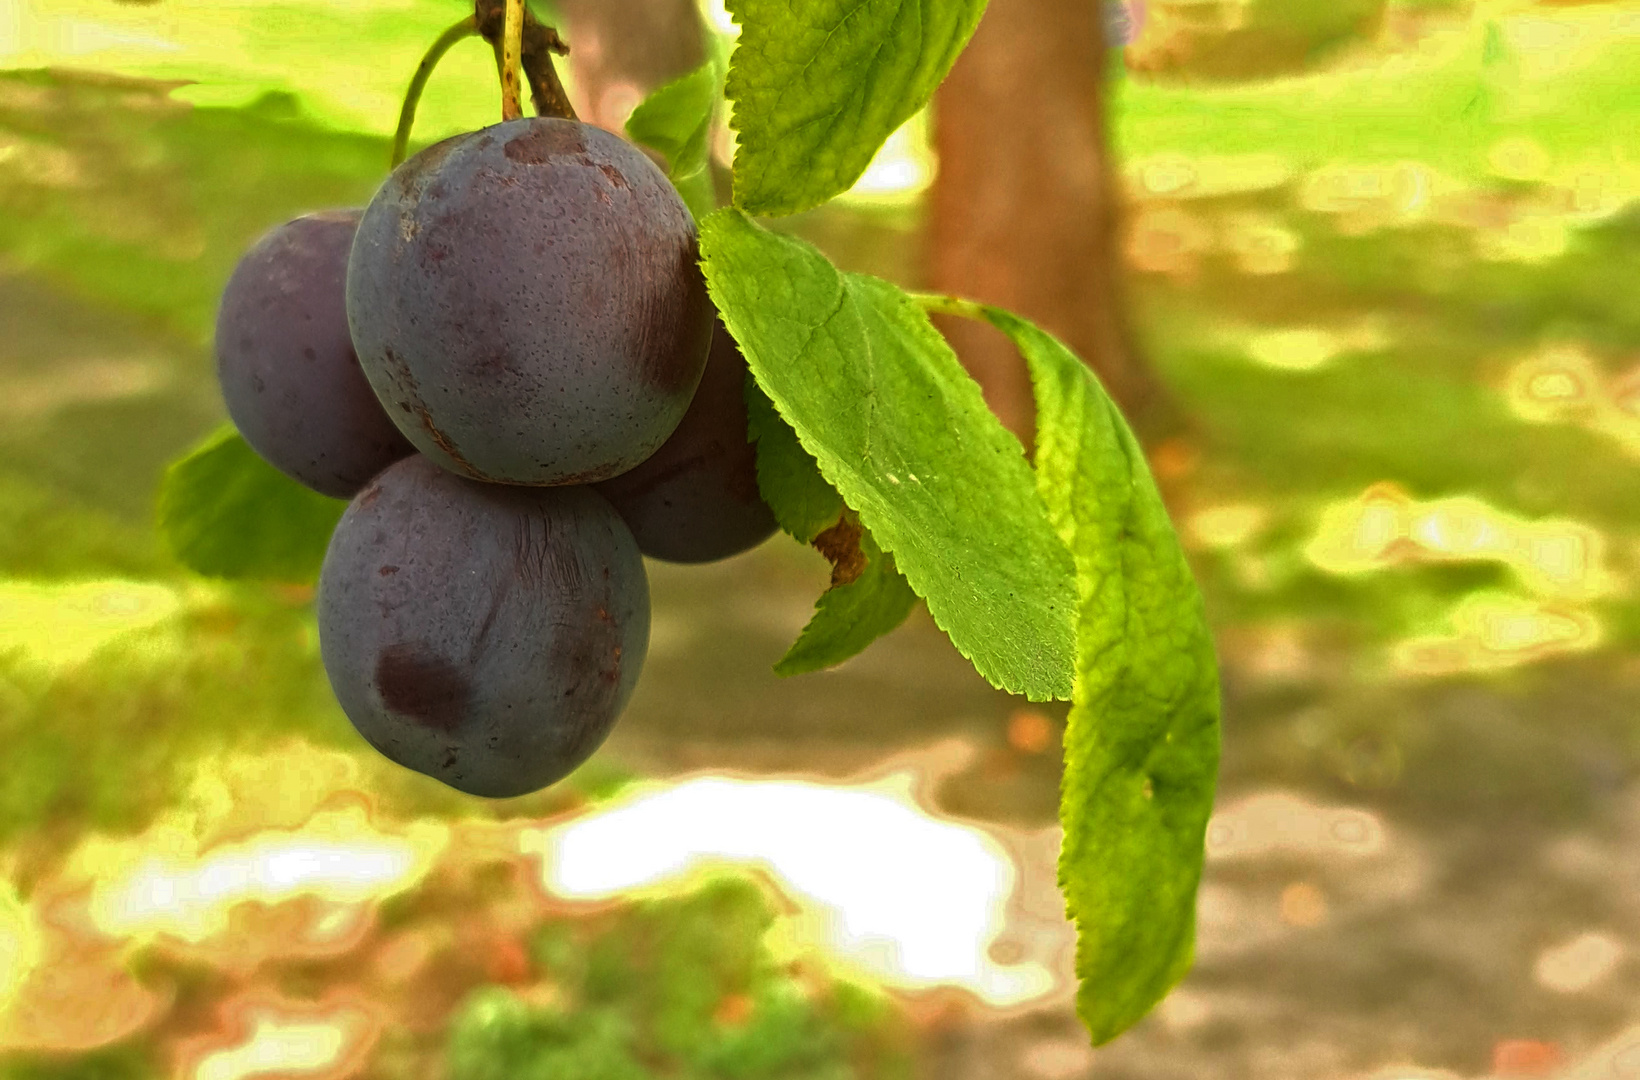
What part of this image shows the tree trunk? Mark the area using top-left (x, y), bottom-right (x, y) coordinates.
top-left (552, 0), bottom-right (707, 131)
top-left (926, 0), bottom-right (1166, 445)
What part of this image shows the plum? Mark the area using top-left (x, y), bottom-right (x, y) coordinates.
top-left (216, 210), bottom-right (413, 497)
top-left (346, 117), bottom-right (713, 486)
top-left (317, 455), bottom-right (649, 797)
top-left (596, 319), bottom-right (777, 563)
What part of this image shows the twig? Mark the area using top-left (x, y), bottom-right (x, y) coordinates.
top-left (474, 0), bottom-right (577, 121)
top-left (500, 0), bottom-right (524, 121)
top-left (392, 15), bottom-right (480, 168)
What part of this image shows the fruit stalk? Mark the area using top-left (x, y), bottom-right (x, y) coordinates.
top-left (393, 16), bottom-right (481, 169)
top-left (474, 0), bottom-right (577, 121)
top-left (500, 0), bottom-right (524, 121)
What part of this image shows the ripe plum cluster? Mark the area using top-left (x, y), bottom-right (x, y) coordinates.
top-left (215, 116), bottom-right (776, 797)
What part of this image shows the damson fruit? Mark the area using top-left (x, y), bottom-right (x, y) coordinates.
top-left (216, 210), bottom-right (413, 497)
top-left (317, 456), bottom-right (650, 798)
top-left (596, 320), bottom-right (777, 563)
top-left (346, 117), bottom-right (714, 486)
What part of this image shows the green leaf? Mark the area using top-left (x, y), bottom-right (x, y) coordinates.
top-left (625, 60), bottom-right (721, 220)
top-left (925, 298), bottom-right (1221, 1045)
top-left (157, 426), bottom-right (345, 584)
top-left (745, 380), bottom-right (915, 673)
top-left (745, 380), bottom-right (845, 544)
top-left (724, 0), bottom-right (987, 216)
top-left (776, 525), bottom-right (918, 676)
top-left (626, 61), bottom-right (719, 180)
top-left (701, 209), bottom-right (1076, 701)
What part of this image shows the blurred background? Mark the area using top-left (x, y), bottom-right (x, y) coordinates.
top-left (2, 0), bottom-right (1639, 1077)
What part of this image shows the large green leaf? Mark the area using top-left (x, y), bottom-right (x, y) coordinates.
top-left (701, 209), bottom-right (1076, 701)
top-left (922, 297), bottom-right (1221, 1044)
top-left (626, 61), bottom-right (721, 221)
top-left (157, 426), bottom-right (344, 584)
top-left (723, 0), bottom-right (987, 216)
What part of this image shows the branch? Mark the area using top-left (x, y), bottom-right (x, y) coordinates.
top-left (474, 0), bottom-right (577, 121)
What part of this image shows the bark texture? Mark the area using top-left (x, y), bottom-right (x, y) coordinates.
top-left (927, 0), bottom-right (1164, 444)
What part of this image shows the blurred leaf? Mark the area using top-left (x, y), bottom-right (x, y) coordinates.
top-left (744, 380), bottom-right (844, 545)
top-left (925, 298), bottom-right (1221, 1044)
top-left (626, 61), bottom-right (720, 220)
top-left (1, 0), bottom-right (507, 139)
top-left (156, 426), bottom-right (343, 584)
top-left (701, 209), bottom-right (1076, 701)
top-left (775, 525), bottom-right (917, 676)
top-left (458, 878), bottom-right (910, 1079)
top-left (724, 0), bottom-right (986, 215)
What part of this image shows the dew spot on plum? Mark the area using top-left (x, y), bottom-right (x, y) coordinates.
top-left (376, 644), bottom-right (471, 733)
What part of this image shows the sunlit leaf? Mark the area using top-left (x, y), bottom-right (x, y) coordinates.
top-left (702, 209), bottom-right (1076, 701)
top-left (723, 0), bottom-right (987, 215)
top-left (922, 297), bottom-right (1221, 1044)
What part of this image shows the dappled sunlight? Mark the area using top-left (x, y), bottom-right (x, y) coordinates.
top-left (1506, 343), bottom-right (1640, 458)
top-left (0, 579), bottom-right (186, 672)
top-left (85, 806), bottom-right (441, 943)
top-left (1298, 162), bottom-right (1456, 228)
top-left (1205, 791), bottom-right (1387, 863)
top-left (1186, 503), bottom-right (1268, 550)
top-left (1193, 791), bottom-right (1432, 962)
top-left (0, 0), bottom-right (506, 135)
top-left (1127, 152), bottom-right (1296, 201)
top-left (178, 994), bottom-right (382, 1080)
top-left (840, 113), bottom-right (935, 205)
top-left (0, 738), bottom-right (1074, 1063)
top-left (1243, 321), bottom-right (1390, 372)
top-left (1306, 483), bottom-right (1614, 601)
top-left (1534, 931), bottom-right (1624, 995)
top-left (1393, 592), bottom-right (1600, 676)
top-left (0, 887), bottom-right (37, 1012)
top-left (1501, 6), bottom-right (1640, 83)
top-left (523, 756), bottom-right (1061, 1008)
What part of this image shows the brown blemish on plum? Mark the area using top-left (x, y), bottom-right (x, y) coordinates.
top-left (376, 643), bottom-right (471, 733)
top-left (503, 121), bottom-right (585, 165)
top-left (378, 565), bottom-right (400, 576)
top-left (416, 405), bottom-right (482, 478)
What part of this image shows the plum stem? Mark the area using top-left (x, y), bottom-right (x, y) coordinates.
top-left (474, 0), bottom-right (577, 121)
top-left (392, 15), bottom-right (480, 169)
top-left (500, 0), bottom-right (524, 120)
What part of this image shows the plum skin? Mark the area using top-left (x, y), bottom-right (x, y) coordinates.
top-left (596, 319), bottom-right (777, 563)
top-left (216, 210), bottom-right (413, 497)
top-left (346, 117), bottom-right (714, 487)
top-left (316, 456), bottom-right (650, 798)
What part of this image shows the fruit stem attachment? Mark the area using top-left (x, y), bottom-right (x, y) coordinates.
top-left (392, 15), bottom-right (480, 169)
top-left (500, 0), bottom-right (524, 121)
top-left (474, 0), bottom-right (576, 121)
